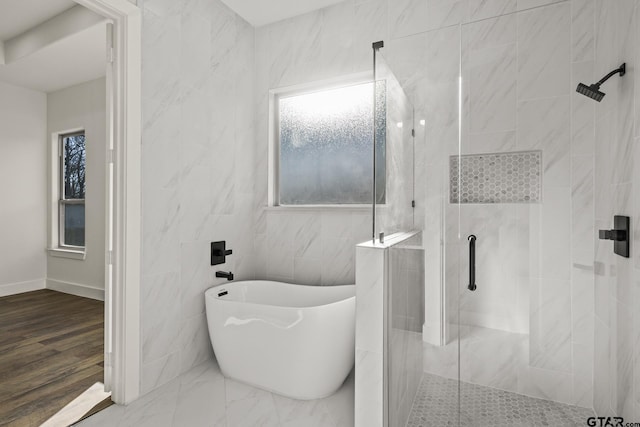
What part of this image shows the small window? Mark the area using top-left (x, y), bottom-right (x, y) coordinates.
top-left (276, 81), bottom-right (385, 205)
top-left (59, 132), bottom-right (86, 248)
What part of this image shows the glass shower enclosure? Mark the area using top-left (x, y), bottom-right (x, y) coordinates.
top-left (374, 1), bottom-right (612, 424)
top-left (372, 44), bottom-right (426, 427)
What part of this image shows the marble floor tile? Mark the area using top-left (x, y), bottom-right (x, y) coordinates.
top-left (75, 360), bottom-right (354, 427)
top-left (407, 373), bottom-right (595, 426)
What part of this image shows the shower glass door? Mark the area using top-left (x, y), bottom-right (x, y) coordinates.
top-left (381, 2), bottom-right (599, 424)
top-left (454, 3), bottom-right (587, 424)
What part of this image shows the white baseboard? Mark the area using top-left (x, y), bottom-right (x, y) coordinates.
top-left (0, 278), bottom-right (46, 297)
top-left (46, 279), bottom-right (104, 301)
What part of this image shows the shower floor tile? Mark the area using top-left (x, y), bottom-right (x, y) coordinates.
top-left (407, 374), bottom-right (595, 426)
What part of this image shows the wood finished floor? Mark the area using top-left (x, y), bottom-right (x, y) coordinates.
top-left (0, 290), bottom-right (107, 427)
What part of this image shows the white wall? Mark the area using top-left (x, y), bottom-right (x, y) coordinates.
top-left (139, 0), bottom-right (256, 394)
top-left (0, 81), bottom-right (47, 296)
top-left (46, 78), bottom-right (106, 297)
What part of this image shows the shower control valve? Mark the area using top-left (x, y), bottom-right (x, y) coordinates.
top-left (211, 241), bottom-right (233, 265)
top-left (598, 215), bottom-right (630, 258)
top-left (598, 229), bottom-right (626, 241)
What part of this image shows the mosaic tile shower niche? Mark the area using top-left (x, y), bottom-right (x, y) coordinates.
top-left (449, 151), bottom-right (542, 204)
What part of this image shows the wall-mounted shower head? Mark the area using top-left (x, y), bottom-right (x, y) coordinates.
top-left (576, 63), bottom-right (626, 102)
top-left (576, 83), bottom-right (605, 102)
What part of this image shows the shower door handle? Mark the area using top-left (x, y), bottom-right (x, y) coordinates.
top-left (468, 235), bottom-right (477, 291)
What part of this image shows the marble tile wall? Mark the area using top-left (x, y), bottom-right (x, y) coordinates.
top-left (355, 243), bottom-right (385, 427)
top-left (138, 0), bottom-right (256, 394)
top-left (388, 233), bottom-right (424, 427)
top-left (592, 0), bottom-right (640, 420)
top-left (354, 232), bottom-right (423, 427)
top-left (253, 0), bottom-right (419, 289)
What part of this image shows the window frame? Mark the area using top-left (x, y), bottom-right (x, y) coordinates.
top-left (58, 130), bottom-right (86, 251)
top-left (268, 72), bottom-right (384, 209)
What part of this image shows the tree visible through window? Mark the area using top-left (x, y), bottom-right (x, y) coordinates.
top-left (60, 132), bottom-right (86, 248)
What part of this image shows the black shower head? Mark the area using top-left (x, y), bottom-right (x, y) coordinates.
top-left (576, 83), bottom-right (605, 102)
top-left (576, 63), bottom-right (626, 102)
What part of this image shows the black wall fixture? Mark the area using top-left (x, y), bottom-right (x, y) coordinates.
top-left (599, 215), bottom-right (630, 258)
top-left (215, 271), bottom-right (234, 281)
top-left (468, 235), bottom-right (477, 291)
top-left (211, 241), bottom-right (232, 265)
top-left (576, 63), bottom-right (625, 102)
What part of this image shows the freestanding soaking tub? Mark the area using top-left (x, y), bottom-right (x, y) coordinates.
top-left (205, 280), bottom-right (355, 400)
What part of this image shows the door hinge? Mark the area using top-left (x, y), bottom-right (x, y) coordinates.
top-left (411, 129), bottom-right (415, 137)
top-left (105, 352), bottom-right (113, 367)
top-left (106, 23), bottom-right (115, 64)
top-left (108, 149), bottom-right (115, 164)
top-left (412, 200), bottom-right (416, 208)
top-left (108, 250), bottom-right (114, 265)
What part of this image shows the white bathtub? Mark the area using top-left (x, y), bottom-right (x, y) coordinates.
top-left (205, 280), bottom-right (355, 400)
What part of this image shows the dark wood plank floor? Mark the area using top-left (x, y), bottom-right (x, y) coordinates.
top-left (0, 290), bottom-right (107, 427)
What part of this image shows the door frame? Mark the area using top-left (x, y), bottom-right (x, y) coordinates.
top-left (74, 0), bottom-right (141, 405)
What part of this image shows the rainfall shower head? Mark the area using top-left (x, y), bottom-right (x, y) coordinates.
top-left (576, 63), bottom-right (626, 102)
top-left (576, 83), bottom-right (605, 102)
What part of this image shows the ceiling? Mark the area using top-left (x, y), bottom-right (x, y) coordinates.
top-left (219, 0), bottom-right (348, 27)
top-left (0, 0), bottom-right (77, 41)
top-left (0, 22), bottom-right (107, 93)
top-left (0, 1), bottom-right (107, 93)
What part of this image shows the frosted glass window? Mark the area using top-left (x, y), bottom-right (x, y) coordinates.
top-left (278, 82), bottom-right (385, 205)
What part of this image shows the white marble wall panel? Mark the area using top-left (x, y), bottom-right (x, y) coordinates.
top-left (355, 245), bottom-right (385, 427)
top-left (570, 89), bottom-right (595, 408)
top-left (518, 96), bottom-right (571, 187)
top-left (388, 0), bottom-right (428, 39)
top-left (139, 0), bottom-right (256, 395)
top-left (517, 2), bottom-right (571, 100)
top-left (572, 61), bottom-right (596, 156)
top-left (388, 235), bottom-right (424, 427)
top-left (468, 0), bottom-right (517, 21)
top-left (572, 0), bottom-right (595, 62)
top-left (592, 0), bottom-right (639, 419)
top-left (456, 205), bottom-right (528, 333)
top-left (355, 233), bottom-right (423, 427)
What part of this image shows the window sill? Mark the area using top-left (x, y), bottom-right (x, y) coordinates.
top-left (264, 205), bottom-right (388, 212)
top-left (47, 247), bottom-right (86, 260)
